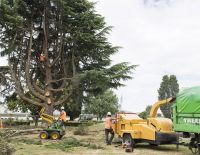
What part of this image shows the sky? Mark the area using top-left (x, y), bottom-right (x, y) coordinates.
top-left (1, 0), bottom-right (200, 113)
top-left (89, 0), bottom-right (200, 112)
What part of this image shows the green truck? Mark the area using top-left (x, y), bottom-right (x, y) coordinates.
top-left (172, 86), bottom-right (200, 154)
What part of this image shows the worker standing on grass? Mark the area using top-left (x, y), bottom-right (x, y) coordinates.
top-left (59, 106), bottom-right (67, 127)
top-left (105, 112), bottom-right (114, 145)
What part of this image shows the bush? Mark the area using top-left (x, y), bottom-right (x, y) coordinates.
top-left (45, 137), bottom-right (79, 151)
top-left (0, 138), bottom-right (15, 155)
top-left (73, 124), bottom-right (88, 135)
top-left (65, 122), bottom-right (81, 127)
top-left (3, 120), bottom-right (30, 126)
top-left (14, 138), bottom-right (42, 145)
top-left (45, 137), bottom-right (104, 151)
top-left (65, 121), bottom-right (95, 127)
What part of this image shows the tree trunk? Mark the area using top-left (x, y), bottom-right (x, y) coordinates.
top-left (35, 119), bottom-right (38, 127)
top-left (40, 104), bottom-right (54, 127)
top-left (99, 115), bottom-right (103, 121)
top-left (44, 104), bottom-right (54, 116)
top-left (32, 116), bottom-right (38, 127)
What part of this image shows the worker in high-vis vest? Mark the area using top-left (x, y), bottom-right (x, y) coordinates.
top-left (104, 112), bottom-right (114, 145)
top-left (59, 106), bottom-right (67, 126)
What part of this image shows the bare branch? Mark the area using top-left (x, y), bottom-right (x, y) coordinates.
top-left (50, 34), bottom-right (64, 67)
top-left (49, 77), bottom-right (72, 83)
top-left (31, 70), bottom-right (45, 95)
top-left (9, 63), bottom-right (41, 107)
top-left (54, 92), bottom-right (72, 106)
top-left (25, 23), bottom-right (47, 102)
top-left (5, 32), bottom-right (41, 106)
top-left (56, 47), bottom-right (68, 89)
top-left (49, 88), bottom-right (64, 92)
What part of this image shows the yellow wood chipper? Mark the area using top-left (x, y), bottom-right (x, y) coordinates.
top-left (112, 98), bottom-right (178, 152)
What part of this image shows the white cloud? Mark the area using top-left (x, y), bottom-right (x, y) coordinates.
top-left (91, 0), bottom-right (200, 112)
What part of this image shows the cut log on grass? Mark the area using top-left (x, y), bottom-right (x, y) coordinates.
top-left (9, 128), bottom-right (43, 138)
top-left (1, 128), bottom-right (43, 139)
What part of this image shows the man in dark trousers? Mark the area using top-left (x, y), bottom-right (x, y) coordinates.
top-left (104, 112), bottom-right (114, 145)
top-left (33, 108), bottom-right (40, 126)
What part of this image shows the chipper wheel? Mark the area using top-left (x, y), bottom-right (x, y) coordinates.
top-left (50, 131), bottom-right (60, 140)
top-left (123, 134), bottom-right (134, 152)
top-left (39, 131), bottom-right (49, 139)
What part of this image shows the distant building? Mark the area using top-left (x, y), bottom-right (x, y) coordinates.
top-left (0, 113), bottom-right (31, 120)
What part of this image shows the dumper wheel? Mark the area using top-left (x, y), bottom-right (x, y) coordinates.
top-left (50, 131), bottom-right (60, 140)
top-left (39, 131), bottom-right (49, 139)
top-left (123, 134), bottom-right (134, 152)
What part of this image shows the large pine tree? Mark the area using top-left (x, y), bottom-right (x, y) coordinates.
top-left (0, 0), bottom-right (135, 115)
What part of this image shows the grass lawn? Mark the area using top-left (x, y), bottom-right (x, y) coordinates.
top-left (11, 123), bottom-right (192, 155)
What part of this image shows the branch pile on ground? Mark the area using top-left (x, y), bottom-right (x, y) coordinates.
top-left (0, 128), bottom-right (42, 155)
top-left (2, 128), bottom-right (42, 137)
top-left (0, 130), bottom-right (15, 155)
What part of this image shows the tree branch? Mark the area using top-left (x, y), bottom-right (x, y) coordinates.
top-left (49, 88), bottom-right (64, 92)
top-left (25, 23), bottom-right (47, 101)
top-left (54, 92), bottom-right (72, 106)
top-left (49, 77), bottom-right (72, 83)
top-left (50, 8), bottom-right (64, 67)
top-left (0, 73), bottom-right (12, 81)
top-left (50, 34), bottom-right (63, 67)
top-left (9, 61), bottom-right (41, 107)
top-left (31, 70), bottom-right (45, 95)
top-left (6, 32), bottom-right (40, 106)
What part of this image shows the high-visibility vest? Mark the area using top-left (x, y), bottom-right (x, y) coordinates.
top-left (59, 111), bottom-right (67, 122)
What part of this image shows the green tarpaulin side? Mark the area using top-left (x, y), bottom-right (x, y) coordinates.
top-left (176, 86), bottom-right (200, 113)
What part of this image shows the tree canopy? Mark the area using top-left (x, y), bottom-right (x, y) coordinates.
top-left (138, 105), bottom-right (152, 119)
top-left (0, 0), bottom-right (136, 115)
top-left (84, 89), bottom-right (119, 120)
top-left (158, 75), bottom-right (179, 118)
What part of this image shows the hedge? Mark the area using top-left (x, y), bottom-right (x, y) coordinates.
top-left (3, 120), bottom-right (30, 126)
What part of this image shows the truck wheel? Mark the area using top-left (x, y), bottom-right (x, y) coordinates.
top-left (39, 131), bottom-right (48, 139)
top-left (189, 137), bottom-right (198, 154)
top-left (123, 134), bottom-right (134, 152)
top-left (50, 131), bottom-right (60, 140)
